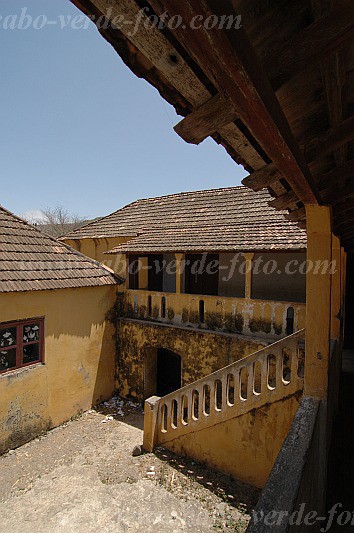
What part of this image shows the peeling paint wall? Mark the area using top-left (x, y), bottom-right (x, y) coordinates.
top-left (161, 394), bottom-right (301, 489)
top-left (123, 290), bottom-right (306, 340)
top-left (0, 285), bottom-right (117, 454)
top-left (117, 318), bottom-right (267, 402)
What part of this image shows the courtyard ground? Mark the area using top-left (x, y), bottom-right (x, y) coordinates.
top-left (0, 397), bottom-right (259, 533)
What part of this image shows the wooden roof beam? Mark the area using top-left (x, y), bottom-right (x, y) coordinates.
top-left (333, 198), bottom-right (354, 218)
top-left (266, 0), bottom-right (354, 87)
top-left (334, 216), bottom-right (354, 233)
top-left (174, 93), bottom-right (237, 144)
top-left (268, 190), bottom-right (300, 211)
top-left (322, 180), bottom-right (354, 205)
top-left (305, 116), bottom-right (354, 163)
top-left (311, 1), bottom-right (346, 172)
top-left (317, 159), bottom-right (354, 190)
top-left (84, 0), bottom-right (266, 171)
top-left (148, 0), bottom-right (319, 205)
top-left (285, 207), bottom-right (307, 222)
top-left (241, 163), bottom-right (282, 192)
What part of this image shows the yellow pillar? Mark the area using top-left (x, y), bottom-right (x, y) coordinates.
top-left (138, 257), bottom-right (149, 290)
top-left (143, 396), bottom-right (160, 452)
top-left (175, 253), bottom-right (185, 294)
top-left (331, 236), bottom-right (341, 341)
top-left (244, 253), bottom-right (254, 299)
top-left (305, 205), bottom-right (332, 517)
top-left (341, 248), bottom-right (347, 341)
top-left (304, 205), bottom-right (332, 400)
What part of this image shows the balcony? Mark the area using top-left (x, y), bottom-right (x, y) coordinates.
top-left (122, 289), bottom-right (305, 340)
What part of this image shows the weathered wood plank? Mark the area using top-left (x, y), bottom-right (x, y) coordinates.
top-left (285, 207), bottom-right (306, 222)
top-left (268, 190), bottom-right (299, 210)
top-left (317, 159), bottom-right (354, 190)
top-left (320, 54), bottom-right (346, 168)
top-left (147, 0), bottom-right (319, 204)
top-left (304, 116), bottom-right (354, 163)
top-left (218, 124), bottom-right (266, 170)
top-left (265, 0), bottom-right (354, 86)
top-left (311, 1), bottom-right (346, 171)
top-left (174, 94), bottom-right (237, 145)
top-left (322, 180), bottom-right (354, 205)
top-left (241, 163), bottom-right (281, 191)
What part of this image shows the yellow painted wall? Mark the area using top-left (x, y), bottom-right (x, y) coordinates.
top-left (123, 289), bottom-right (306, 339)
top-left (0, 285), bottom-right (117, 453)
top-left (160, 394), bottom-right (300, 489)
top-left (64, 237), bottom-right (129, 280)
top-left (118, 318), bottom-right (267, 401)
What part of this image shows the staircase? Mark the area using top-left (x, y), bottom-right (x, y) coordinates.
top-left (143, 330), bottom-right (305, 487)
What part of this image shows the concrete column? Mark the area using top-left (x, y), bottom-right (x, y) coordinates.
top-left (138, 257), bottom-right (149, 290)
top-left (304, 205), bottom-right (332, 400)
top-left (331, 236), bottom-right (341, 341)
top-left (175, 253), bottom-right (185, 294)
top-left (244, 253), bottom-right (254, 299)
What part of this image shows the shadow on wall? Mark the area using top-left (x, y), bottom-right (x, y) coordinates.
top-left (0, 286), bottom-right (118, 454)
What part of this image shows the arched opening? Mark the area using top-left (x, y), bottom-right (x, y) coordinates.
top-left (286, 306), bottom-right (295, 335)
top-left (144, 347), bottom-right (181, 399)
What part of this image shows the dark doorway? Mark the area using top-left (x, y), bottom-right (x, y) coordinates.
top-left (185, 253), bottom-right (219, 295)
top-left (148, 254), bottom-right (164, 292)
top-left (344, 252), bottom-right (354, 348)
top-left (156, 348), bottom-right (181, 396)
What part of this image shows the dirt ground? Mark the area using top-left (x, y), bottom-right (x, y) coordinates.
top-left (0, 397), bottom-right (259, 532)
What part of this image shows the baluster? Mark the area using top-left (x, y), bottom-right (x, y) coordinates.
top-left (247, 363), bottom-right (254, 398)
top-left (261, 355), bottom-right (268, 394)
top-left (275, 348), bottom-right (283, 388)
top-left (171, 398), bottom-right (178, 429)
top-left (221, 375), bottom-right (228, 410)
top-left (160, 403), bottom-right (167, 433)
top-left (290, 340), bottom-right (299, 382)
top-left (233, 370), bottom-right (240, 406)
top-left (192, 388), bottom-right (200, 420)
top-left (187, 390), bottom-right (193, 422)
top-left (209, 380), bottom-right (216, 412)
top-left (166, 401), bottom-right (172, 431)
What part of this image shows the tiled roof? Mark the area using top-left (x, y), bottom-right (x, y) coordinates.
top-left (0, 205), bottom-right (119, 293)
top-left (63, 187), bottom-right (307, 253)
top-left (106, 223), bottom-right (306, 253)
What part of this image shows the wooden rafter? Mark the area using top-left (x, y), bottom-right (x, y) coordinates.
top-left (317, 159), bottom-right (354, 190)
top-left (322, 180), bottom-right (354, 205)
top-left (268, 190), bottom-right (299, 211)
top-left (285, 207), bottom-right (306, 222)
top-left (311, 1), bottom-right (346, 172)
top-left (265, 0), bottom-right (354, 88)
top-left (304, 116), bottom-right (354, 163)
top-left (174, 93), bottom-right (237, 144)
top-left (147, 0), bottom-right (319, 204)
top-left (241, 163), bottom-right (282, 192)
top-left (83, 0), bottom-right (267, 172)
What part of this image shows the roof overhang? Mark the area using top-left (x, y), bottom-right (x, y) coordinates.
top-left (71, 0), bottom-right (354, 248)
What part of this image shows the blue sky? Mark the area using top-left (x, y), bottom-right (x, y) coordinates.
top-left (1, 0), bottom-right (246, 220)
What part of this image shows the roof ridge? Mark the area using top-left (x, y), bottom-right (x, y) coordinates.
top-left (0, 204), bottom-right (121, 284)
top-left (62, 186), bottom-right (269, 239)
top-left (130, 185), bottom-right (259, 204)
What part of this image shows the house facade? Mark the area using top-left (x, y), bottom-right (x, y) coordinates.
top-left (0, 205), bottom-right (120, 454)
top-left (64, 187), bottom-right (307, 452)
